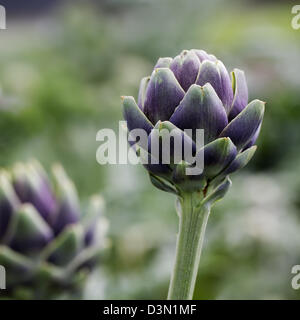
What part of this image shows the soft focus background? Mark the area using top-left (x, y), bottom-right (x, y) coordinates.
top-left (0, 0), bottom-right (300, 299)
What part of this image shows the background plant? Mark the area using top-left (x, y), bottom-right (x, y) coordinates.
top-left (0, 160), bottom-right (108, 299)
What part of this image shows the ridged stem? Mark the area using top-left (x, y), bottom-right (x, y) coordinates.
top-left (167, 193), bottom-right (210, 300)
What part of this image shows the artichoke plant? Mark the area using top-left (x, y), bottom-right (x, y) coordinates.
top-left (122, 49), bottom-right (265, 299)
top-left (0, 160), bottom-right (108, 299)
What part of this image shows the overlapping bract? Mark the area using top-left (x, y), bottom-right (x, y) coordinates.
top-left (0, 160), bottom-right (108, 298)
top-left (123, 49), bottom-right (265, 194)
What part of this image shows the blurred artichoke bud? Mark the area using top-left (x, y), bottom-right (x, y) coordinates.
top-left (123, 49), bottom-right (265, 195)
top-left (0, 160), bottom-right (108, 299)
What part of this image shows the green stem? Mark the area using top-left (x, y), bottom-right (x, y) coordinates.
top-left (167, 193), bottom-right (210, 300)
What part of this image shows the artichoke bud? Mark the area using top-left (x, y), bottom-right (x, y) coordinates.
top-left (0, 160), bottom-right (108, 298)
top-left (122, 49), bottom-right (265, 199)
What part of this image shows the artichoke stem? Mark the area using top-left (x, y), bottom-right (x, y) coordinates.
top-left (167, 192), bottom-right (210, 300)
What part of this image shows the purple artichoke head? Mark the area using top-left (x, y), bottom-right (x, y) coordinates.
top-left (0, 160), bottom-right (108, 298)
top-left (123, 49), bottom-right (265, 195)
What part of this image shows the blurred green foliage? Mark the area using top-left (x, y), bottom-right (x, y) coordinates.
top-left (1, 0), bottom-right (300, 299)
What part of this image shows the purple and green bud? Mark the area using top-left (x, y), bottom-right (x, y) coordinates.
top-left (122, 49), bottom-right (265, 195)
top-left (0, 160), bottom-right (108, 298)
